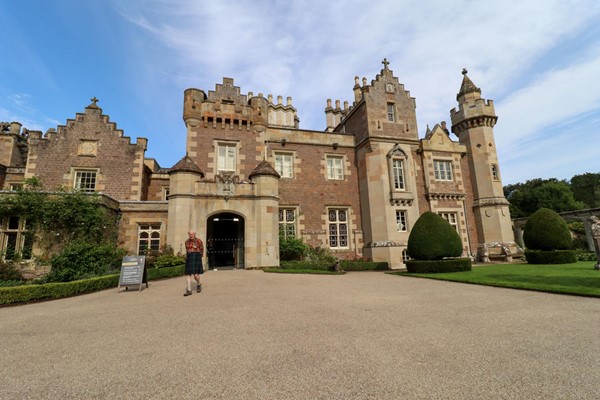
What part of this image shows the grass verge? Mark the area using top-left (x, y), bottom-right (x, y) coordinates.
top-left (392, 261), bottom-right (600, 298)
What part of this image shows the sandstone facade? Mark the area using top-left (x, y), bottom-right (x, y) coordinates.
top-left (0, 61), bottom-right (518, 269)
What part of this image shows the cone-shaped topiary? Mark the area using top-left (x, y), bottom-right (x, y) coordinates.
top-left (523, 208), bottom-right (572, 251)
top-left (407, 211), bottom-right (463, 260)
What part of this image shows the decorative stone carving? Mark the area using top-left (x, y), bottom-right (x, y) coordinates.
top-left (426, 192), bottom-right (466, 201)
top-left (215, 171), bottom-right (240, 195)
top-left (477, 242), bottom-right (524, 263)
top-left (589, 216), bottom-right (600, 270)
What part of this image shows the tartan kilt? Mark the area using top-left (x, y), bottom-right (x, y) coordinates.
top-left (185, 252), bottom-right (204, 275)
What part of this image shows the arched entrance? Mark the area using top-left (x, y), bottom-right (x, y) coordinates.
top-left (206, 212), bottom-right (245, 269)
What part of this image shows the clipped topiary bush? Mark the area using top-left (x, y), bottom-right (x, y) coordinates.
top-left (523, 250), bottom-right (577, 264)
top-left (407, 212), bottom-right (463, 260)
top-left (523, 208), bottom-right (573, 251)
top-left (523, 208), bottom-right (576, 264)
top-left (405, 258), bottom-right (472, 273)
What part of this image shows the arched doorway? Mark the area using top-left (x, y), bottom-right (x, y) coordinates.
top-left (206, 212), bottom-right (245, 269)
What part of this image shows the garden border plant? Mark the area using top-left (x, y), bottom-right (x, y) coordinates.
top-left (0, 265), bottom-right (185, 305)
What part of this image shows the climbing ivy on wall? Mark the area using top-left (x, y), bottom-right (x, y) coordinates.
top-left (0, 178), bottom-right (119, 258)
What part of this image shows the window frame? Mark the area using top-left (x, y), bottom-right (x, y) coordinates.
top-left (392, 159), bottom-right (405, 191)
top-left (387, 103), bottom-right (395, 122)
top-left (137, 223), bottom-right (161, 255)
top-left (0, 216), bottom-right (33, 261)
top-left (73, 169), bottom-right (98, 192)
top-left (278, 208), bottom-right (297, 239)
top-left (274, 152), bottom-right (294, 179)
top-left (439, 212), bottom-right (459, 233)
top-left (216, 142), bottom-right (237, 172)
top-left (326, 155), bottom-right (344, 180)
top-left (491, 164), bottom-right (499, 181)
top-left (395, 210), bottom-right (407, 232)
top-left (328, 208), bottom-right (349, 249)
top-left (433, 160), bottom-right (453, 181)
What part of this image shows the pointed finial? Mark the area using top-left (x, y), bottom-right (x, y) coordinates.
top-left (382, 58), bottom-right (390, 69)
top-left (462, 68), bottom-right (468, 75)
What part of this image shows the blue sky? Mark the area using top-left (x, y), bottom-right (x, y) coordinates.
top-left (1, 0), bottom-right (599, 185)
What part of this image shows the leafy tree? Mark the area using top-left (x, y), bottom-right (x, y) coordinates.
top-left (504, 178), bottom-right (584, 217)
top-left (570, 173), bottom-right (600, 208)
top-left (407, 212), bottom-right (463, 260)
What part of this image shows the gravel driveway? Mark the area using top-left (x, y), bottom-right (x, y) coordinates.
top-left (1, 270), bottom-right (599, 399)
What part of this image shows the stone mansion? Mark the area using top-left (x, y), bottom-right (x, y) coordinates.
top-left (0, 61), bottom-right (519, 269)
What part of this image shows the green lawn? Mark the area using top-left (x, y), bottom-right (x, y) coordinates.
top-left (394, 261), bottom-right (600, 297)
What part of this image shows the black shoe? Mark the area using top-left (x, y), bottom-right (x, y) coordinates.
top-left (184, 290), bottom-right (192, 297)
top-left (196, 283), bottom-right (202, 293)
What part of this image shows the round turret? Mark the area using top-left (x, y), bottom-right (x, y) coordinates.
top-left (249, 95), bottom-right (269, 133)
top-left (183, 88), bottom-right (207, 127)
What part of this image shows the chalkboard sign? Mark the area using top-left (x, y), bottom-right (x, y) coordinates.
top-left (118, 256), bottom-right (148, 292)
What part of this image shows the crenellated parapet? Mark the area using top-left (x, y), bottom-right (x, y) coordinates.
top-left (0, 122), bottom-right (30, 167)
top-left (183, 78), bottom-right (254, 130)
top-left (450, 98), bottom-right (497, 136)
top-left (183, 78), bottom-right (299, 132)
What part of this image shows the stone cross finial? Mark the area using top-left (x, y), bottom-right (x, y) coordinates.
top-left (462, 68), bottom-right (468, 75)
top-left (90, 96), bottom-right (99, 105)
top-left (382, 58), bottom-right (390, 69)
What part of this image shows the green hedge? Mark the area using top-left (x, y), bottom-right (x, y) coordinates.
top-left (280, 261), bottom-right (331, 271)
top-left (0, 265), bottom-right (184, 305)
top-left (405, 258), bottom-right (472, 273)
top-left (524, 250), bottom-right (578, 264)
top-left (340, 261), bottom-right (389, 271)
top-left (280, 260), bottom-right (388, 272)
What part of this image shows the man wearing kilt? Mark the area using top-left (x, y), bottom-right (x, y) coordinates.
top-left (184, 231), bottom-right (204, 296)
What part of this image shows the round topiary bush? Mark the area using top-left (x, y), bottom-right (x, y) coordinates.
top-left (407, 211), bottom-right (463, 260)
top-left (523, 208), bottom-right (572, 251)
top-left (523, 208), bottom-right (576, 264)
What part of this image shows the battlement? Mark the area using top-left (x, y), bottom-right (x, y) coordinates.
top-left (183, 79), bottom-right (298, 130)
top-left (450, 98), bottom-right (496, 134)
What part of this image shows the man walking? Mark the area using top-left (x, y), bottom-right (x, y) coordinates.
top-left (184, 230), bottom-right (204, 296)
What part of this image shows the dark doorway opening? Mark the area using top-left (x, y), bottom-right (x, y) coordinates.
top-left (206, 212), bottom-right (245, 269)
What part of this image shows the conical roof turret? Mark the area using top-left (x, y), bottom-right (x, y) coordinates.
top-left (168, 154), bottom-right (205, 178)
top-left (456, 68), bottom-right (481, 103)
top-left (249, 160), bottom-right (280, 180)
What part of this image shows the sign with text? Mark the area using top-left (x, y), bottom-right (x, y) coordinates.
top-left (118, 256), bottom-right (147, 292)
